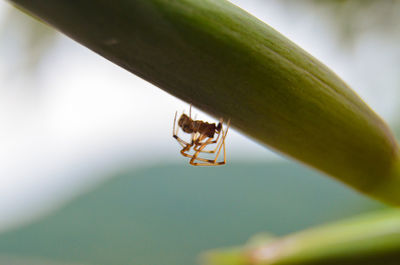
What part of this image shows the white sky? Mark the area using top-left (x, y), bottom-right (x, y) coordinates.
top-left (0, 0), bottom-right (398, 231)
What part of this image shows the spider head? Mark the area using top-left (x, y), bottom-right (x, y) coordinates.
top-left (178, 114), bottom-right (194, 133)
top-left (216, 122), bottom-right (222, 132)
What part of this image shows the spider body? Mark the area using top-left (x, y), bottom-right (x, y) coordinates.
top-left (177, 113), bottom-right (221, 138)
top-left (173, 106), bottom-right (230, 166)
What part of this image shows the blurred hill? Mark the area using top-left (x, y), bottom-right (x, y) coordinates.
top-left (0, 162), bottom-right (385, 265)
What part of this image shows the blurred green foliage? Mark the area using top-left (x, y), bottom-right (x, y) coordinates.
top-left (0, 162), bottom-right (384, 265)
top-left (205, 210), bottom-right (400, 265)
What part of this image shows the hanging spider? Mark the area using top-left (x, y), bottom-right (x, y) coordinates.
top-left (172, 105), bottom-right (230, 166)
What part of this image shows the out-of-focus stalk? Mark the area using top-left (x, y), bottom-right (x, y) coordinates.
top-left (203, 210), bottom-right (400, 265)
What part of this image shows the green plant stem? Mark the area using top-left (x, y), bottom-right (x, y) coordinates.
top-left (7, 0), bottom-right (400, 204)
top-left (203, 210), bottom-right (400, 265)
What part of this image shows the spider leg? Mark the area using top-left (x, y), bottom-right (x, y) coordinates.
top-left (193, 134), bottom-right (208, 146)
top-left (174, 136), bottom-right (190, 148)
top-left (173, 111), bottom-right (178, 136)
top-left (175, 131), bottom-right (197, 150)
top-left (173, 111), bottom-right (193, 148)
top-left (193, 130), bottom-right (222, 153)
top-left (189, 138), bottom-right (216, 163)
top-left (180, 142), bottom-right (194, 158)
top-left (189, 138), bottom-right (225, 166)
top-left (190, 119), bottom-right (230, 166)
top-left (193, 118), bottom-right (229, 153)
top-left (179, 137), bottom-right (217, 163)
top-left (193, 118), bottom-right (224, 150)
top-left (179, 132), bottom-right (200, 158)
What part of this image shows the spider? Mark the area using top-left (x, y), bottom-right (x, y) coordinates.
top-left (172, 105), bottom-right (230, 166)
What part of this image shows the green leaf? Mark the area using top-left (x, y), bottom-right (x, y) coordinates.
top-left (203, 210), bottom-right (400, 265)
top-left (7, 0), bottom-right (400, 203)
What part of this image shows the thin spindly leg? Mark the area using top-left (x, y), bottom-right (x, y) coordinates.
top-left (193, 130), bottom-right (222, 153)
top-left (180, 132), bottom-right (202, 158)
top-left (190, 120), bottom-right (230, 166)
top-left (194, 119), bottom-right (230, 154)
top-left (172, 111), bottom-right (177, 136)
top-left (173, 111), bottom-right (193, 148)
top-left (193, 130), bottom-right (220, 151)
top-left (179, 132), bottom-right (199, 159)
top-left (190, 130), bottom-right (227, 165)
top-left (190, 139), bottom-right (225, 166)
top-left (175, 136), bottom-right (190, 148)
top-left (193, 119), bottom-right (224, 152)
top-left (174, 131), bottom-right (196, 149)
top-left (193, 134), bottom-right (209, 149)
top-left (180, 142), bottom-right (194, 158)
top-left (181, 137), bottom-right (219, 163)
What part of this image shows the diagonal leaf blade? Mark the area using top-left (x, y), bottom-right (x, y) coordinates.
top-left (7, 0), bottom-right (400, 203)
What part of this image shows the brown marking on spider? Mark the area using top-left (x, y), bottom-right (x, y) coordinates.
top-left (173, 105), bottom-right (230, 166)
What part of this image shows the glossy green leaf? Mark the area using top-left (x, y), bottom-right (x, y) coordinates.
top-left (7, 0), bottom-right (400, 203)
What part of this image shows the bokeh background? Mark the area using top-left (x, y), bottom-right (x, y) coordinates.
top-left (0, 0), bottom-right (399, 264)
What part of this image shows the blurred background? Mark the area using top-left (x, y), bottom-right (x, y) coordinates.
top-left (0, 0), bottom-right (399, 264)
